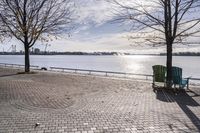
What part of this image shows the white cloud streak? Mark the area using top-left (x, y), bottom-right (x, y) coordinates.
top-left (1, 0), bottom-right (200, 53)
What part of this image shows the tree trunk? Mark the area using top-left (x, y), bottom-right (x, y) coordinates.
top-left (24, 44), bottom-right (30, 72)
top-left (166, 41), bottom-right (173, 88)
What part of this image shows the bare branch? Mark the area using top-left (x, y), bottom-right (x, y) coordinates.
top-left (0, 0), bottom-right (74, 47)
top-left (108, 0), bottom-right (200, 46)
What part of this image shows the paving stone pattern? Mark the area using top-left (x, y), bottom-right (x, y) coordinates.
top-left (0, 67), bottom-right (200, 133)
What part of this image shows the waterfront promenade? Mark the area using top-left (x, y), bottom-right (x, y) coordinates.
top-left (0, 67), bottom-right (200, 133)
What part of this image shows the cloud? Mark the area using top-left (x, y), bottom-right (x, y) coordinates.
top-left (74, 0), bottom-right (114, 25)
top-left (1, 31), bottom-right (200, 54)
top-left (1, 0), bottom-right (200, 54)
top-left (45, 32), bottom-right (200, 53)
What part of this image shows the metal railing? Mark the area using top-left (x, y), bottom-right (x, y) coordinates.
top-left (190, 78), bottom-right (200, 81)
top-left (0, 63), bottom-right (199, 82)
top-left (50, 66), bottom-right (153, 80)
top-left (189, 78), bottom-right (200, 84)
top-left (50, 67), bottom-right (200, 83)
top-left (0, 63), bottom-right (39, 69)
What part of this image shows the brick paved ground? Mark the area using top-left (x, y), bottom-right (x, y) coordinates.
top-left (0, 67), bottom-right (200, 133)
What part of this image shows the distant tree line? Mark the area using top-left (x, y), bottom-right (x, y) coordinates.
top-left (0, 51), bottom-right (127, 55)
top-left (160, 52), bottom-right (200, 56)
top-left (1, 51), bottom-right (200, 56)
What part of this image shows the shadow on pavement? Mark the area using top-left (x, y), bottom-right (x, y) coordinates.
top-left (0, 73), bottom-right (20, 78)
top-left (155, 88), bottom-right (200, 132)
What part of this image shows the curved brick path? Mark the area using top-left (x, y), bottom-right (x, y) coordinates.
top-left (0, 67), bottom-right (200, 133)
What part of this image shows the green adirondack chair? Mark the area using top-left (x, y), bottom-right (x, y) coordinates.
top-left (172, 66), bottom-right (190, 89)
top-left (152, 65), bottom-right (166, 88)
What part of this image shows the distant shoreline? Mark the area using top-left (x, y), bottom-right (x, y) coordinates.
top-left (0, 52), bottom-right (200, 56)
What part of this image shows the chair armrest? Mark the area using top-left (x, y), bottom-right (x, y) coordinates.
top-left (184, 76), bottom-right (192, 80)
top-left (183, 77), bottom-right (191, 89)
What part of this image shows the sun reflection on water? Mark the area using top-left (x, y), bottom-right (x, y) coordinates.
top-left (118, 55), bottom-right (150, 74)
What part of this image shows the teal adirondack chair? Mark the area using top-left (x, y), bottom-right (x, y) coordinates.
top-left (152, 65), bottom-right (166, 88)
top-left (172, 66), bottom-right (190, 89)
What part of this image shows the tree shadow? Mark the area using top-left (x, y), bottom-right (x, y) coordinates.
top-left (187, 89), bottom-right (200, 97)
top-left (155, 88), bottom-right (200, 132)
top-left (0, 73), bottom-right (20, 78)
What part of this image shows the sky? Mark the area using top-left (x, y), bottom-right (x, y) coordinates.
top-left (0, 0), bottom-right (200, 54)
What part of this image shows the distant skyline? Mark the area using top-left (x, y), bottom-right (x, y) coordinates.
top-left (0, 0), bottom-right (200, 54)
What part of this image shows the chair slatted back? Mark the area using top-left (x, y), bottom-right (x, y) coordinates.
top-left (172, 67), bottom-right (182, 84)
top-left (152, 65), bottom-right (166, 82)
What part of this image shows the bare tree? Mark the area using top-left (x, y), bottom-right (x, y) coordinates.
top-left (109, 0), bottom-right (200, 88)
top-left (0, 0), bottom-right (73, 72)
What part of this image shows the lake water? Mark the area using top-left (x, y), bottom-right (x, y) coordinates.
top-left (0, 55), bottom-right (199, 78)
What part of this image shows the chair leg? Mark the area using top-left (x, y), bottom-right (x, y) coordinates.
top-left (179, 84), bottom-right (182, 90)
